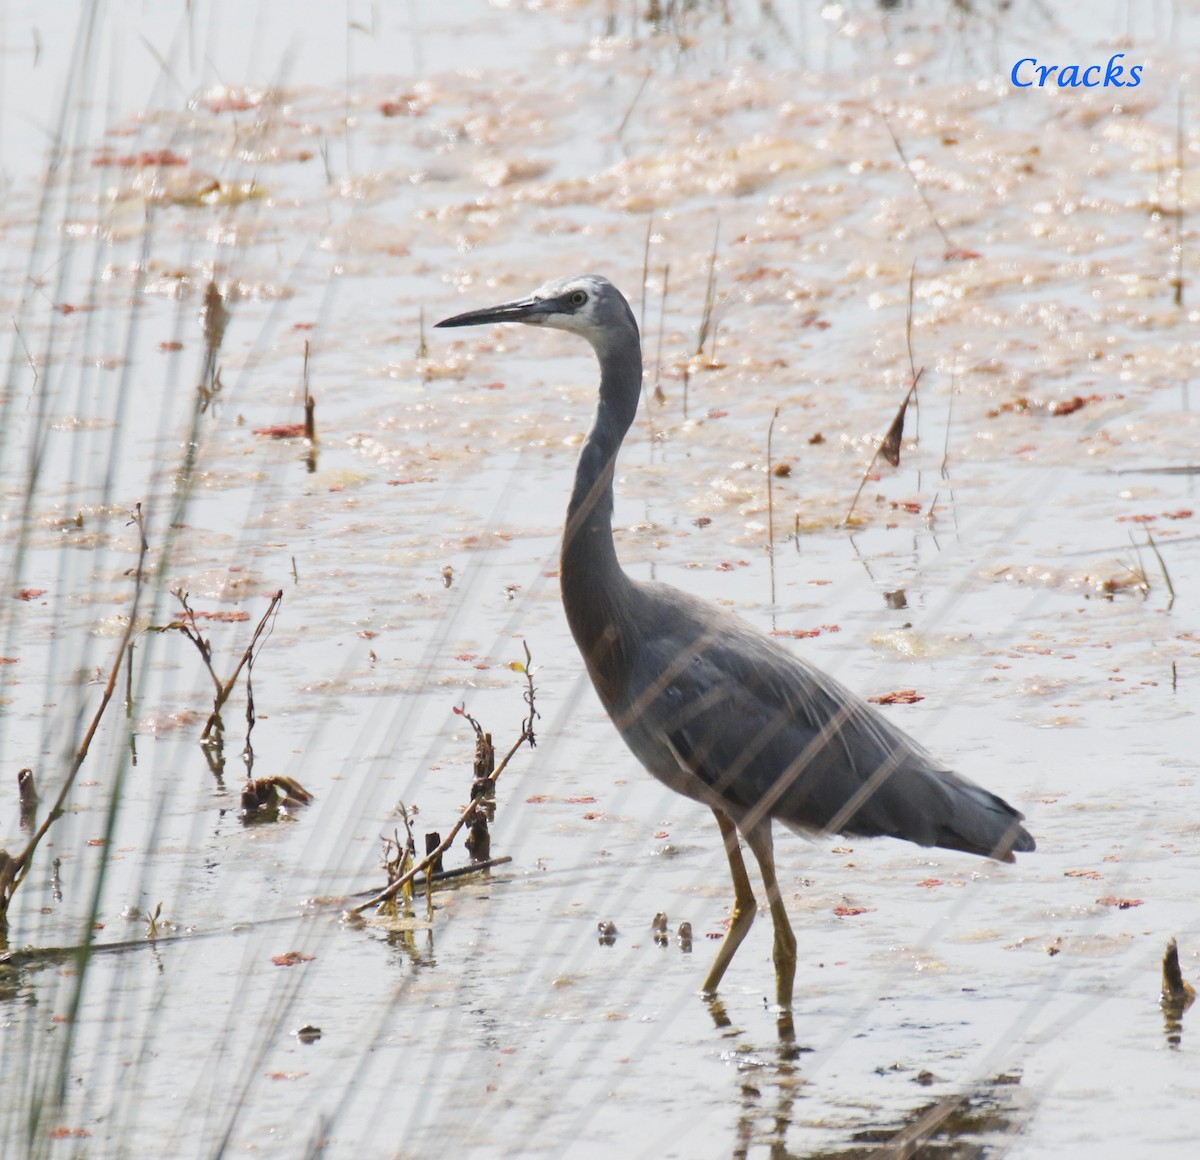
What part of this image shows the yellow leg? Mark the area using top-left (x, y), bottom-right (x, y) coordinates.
top-left (701, 809), bottom-right (757, 995)
top-left (742, 820), bottom-right (797, 1010)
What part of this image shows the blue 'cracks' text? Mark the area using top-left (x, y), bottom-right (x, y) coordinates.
top-left (1011, 53), bottom-right (1143, 89)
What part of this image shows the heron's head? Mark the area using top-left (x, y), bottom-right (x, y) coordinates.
top-left (435, 274), bottom-right (638, 353)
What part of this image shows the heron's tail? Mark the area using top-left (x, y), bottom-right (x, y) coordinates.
top-left (928, 777), bottom-right (1036, 864)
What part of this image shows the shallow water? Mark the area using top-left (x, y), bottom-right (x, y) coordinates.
top-left (1, 1), bottom-right (1199, 1157)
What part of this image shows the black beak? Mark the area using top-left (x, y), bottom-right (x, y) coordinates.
top-left (435, 295), bottom-right (554, 329)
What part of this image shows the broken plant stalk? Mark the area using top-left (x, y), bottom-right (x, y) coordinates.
top-left (347, 727), bottom-right (533, 918)
top-left (841, 263), bottom-right (924, 526)
top-left (840, 369), bottom-right (923, 526)
top-left (348, 647), bottom-right (538, 919)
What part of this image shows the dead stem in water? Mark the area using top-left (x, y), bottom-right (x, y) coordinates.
top-left (149, 590), bottom-right (284, 746)
top-left (695, 215), bottom-right (720, 358)
top-left (0, 506), bottom-right (149, 920)
top-left (766, 406), bottom-right (781, 607)
top-left (616, 68), bottom-right (652, 152)
top-left (639, 211), bottom-right (654, 337)
top-left (653, 263), bottom-right (669, 406)
top-left (880, 110), bottom-right (954, 254)
top-left (1144, 528), bottom-right (1176, 608)
top-left (302, 340), bottom-right (316, 442)
top-left (841, 266), bottom-right (923, 526)
top-left (16, 768), bottom-right (38, 833)
top-left (841, 371), bottom-right (923, 526)
top-left (941, 356), bottom-right (956, 481)
top-left (1173, 92), bottom-right (1186, 308)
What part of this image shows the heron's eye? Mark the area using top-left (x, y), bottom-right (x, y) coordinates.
top-left (568, 290), bottom-right (588, 308)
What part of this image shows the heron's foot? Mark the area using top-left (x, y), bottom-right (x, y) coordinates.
top-left (772, 925), bottom-right (798, 1011)
top-left (765, 968), bottom-right (797, 1044)
top-left (773, 967), bottom-right (795, 1012)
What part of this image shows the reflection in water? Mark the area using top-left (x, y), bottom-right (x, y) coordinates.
top-left (1161, 938), bottom-right (1195, 1050)
top-left (705, 994), bottom-right (807, 1158)
top-left (725, 1013), bottom-right (807, 1160)
top-left (763, 1075), bottom-right (1028, 1159)
top-left (1162, 997), bottom-right (1191, 1050)
top-left (706, 994), bottom-right (733, 1031)
top-left (707, 993), bottom-right (797, 1052)
top-left (709, 995), bottom-right (1030, 1158)
top-left (840, 1077), bottom-right (1029, 1159)
top-left (383, 926), bottom-right (436, 974)
top-left (202, 727), bottom-right (227, 788)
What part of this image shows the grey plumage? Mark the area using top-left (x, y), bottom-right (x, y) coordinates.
top-left (436, 273), bottom-right (1034, 1009)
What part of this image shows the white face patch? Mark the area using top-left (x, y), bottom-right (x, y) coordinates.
top-left (528, 275), bottom-right (612, 342)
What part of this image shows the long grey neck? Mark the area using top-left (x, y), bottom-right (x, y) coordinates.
top-left (560, 333), bottom-right (642, 674)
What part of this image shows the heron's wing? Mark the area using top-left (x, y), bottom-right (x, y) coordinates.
top-left (630, 593), bottom-right (1031, 860)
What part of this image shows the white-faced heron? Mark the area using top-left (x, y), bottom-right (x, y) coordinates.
top-left (436, 274), bottom-right (1034, 1009)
